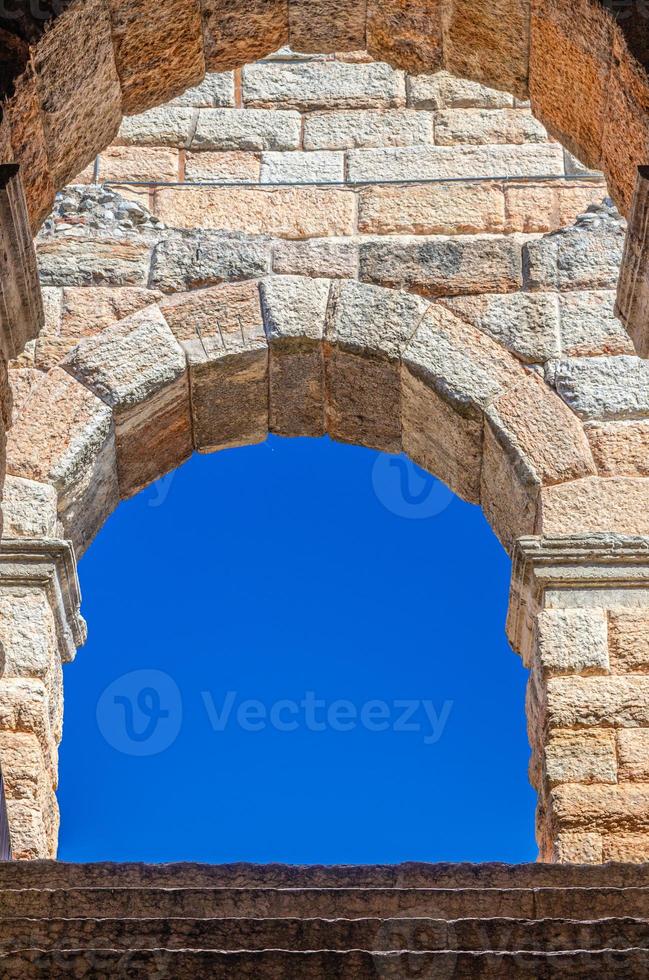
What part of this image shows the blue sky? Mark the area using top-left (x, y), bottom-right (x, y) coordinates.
top-left (57, 436), bottom-right (536, 864)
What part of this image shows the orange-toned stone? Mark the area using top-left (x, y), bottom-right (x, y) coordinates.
top-left (601, 30), bottom-right (649, 214)
top-left (201, 0), bottom-right (288, 71)
top-left (538, 476), bottom-right (649, 537)
top-left (366, 0), bottom-right (443, 74)
top-left (289, 0), bottom-right (367, 54)
top-left (3, 67), bottom-right (55, 232)
top-left (446, 0), bottom-right (530, 100)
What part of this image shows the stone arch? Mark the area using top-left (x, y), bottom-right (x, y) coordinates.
top-left (0, 0), bottom-right (647, 232)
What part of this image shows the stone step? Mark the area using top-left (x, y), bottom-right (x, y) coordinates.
top-left (3, 886), bottom-right (649, 920)
top-left (0, 915), bottom-right (648, 953)
top-left (1, 947), bottom-right (648, 978)
top-left (0, 860), bottom-right (648, 890)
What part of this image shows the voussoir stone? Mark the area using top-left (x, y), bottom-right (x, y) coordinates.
top-left (201, 0), bottom-right (288, 71)
top-left (260, 275), bottom-right (331, 436)
top-left (62, 306), bottom-right (192, 497)
top-left (160, 280), bottom-right (263, 349)
top-left (547, 356), bottom-right (649, 421)
top-left (439, 292), bottom-right (560, 364)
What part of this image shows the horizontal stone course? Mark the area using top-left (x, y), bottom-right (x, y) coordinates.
top-left (184, 151), bottom-right (261, 183)
top-left (168, 73), bottom-right (235, 108)
top-left (357, 183), bottom-right (507, 236)
top-left (303, 109), bottom-right (434, 150)
top-left (434, 109), bottom-right (548, 145)
top-left (346, 144), bottom-right (565, 182)
top-left (117, 107), bottom-right (196, 148)
top-left (260, 150), bottom-right (344, 184)
top-left (547, 356), bottom-right (649, 421)
top-left (191, 109), bottom-right (302, 152)
top-left (242, 61), bottom-right (406, 110)
top-left (149, 232), bottom-right (270, 292)
top-left (406, 72), bottom-right (515, 110)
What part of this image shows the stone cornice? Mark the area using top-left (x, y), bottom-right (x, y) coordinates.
top-left (0, 538), bottom-right (87, 661)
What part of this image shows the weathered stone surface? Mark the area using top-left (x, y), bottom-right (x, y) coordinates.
top-left (1, 476), bottom-right (59, 538)
top-left (609, 611), bottom-right (649, 674)
top-left (545, 730), bottom-right (618, 786)
top-left (539, 476), bottom-right (649, 537)
top-left (439, 292), bottom-right (560, 364)
top-left (554, 832), bottom-right (603, 863)
top-left (504, 182), bottom-right (607, 234)
top-left (0, 732), bottom-right (56, 858)
top-left (618, 730), bottom-right (649, 781)
top-left (3, 67), bottom-right (55, 231)
top-left (32, 0), bottom-right (122, 185)
top-left (106, 0), bottom-right (204, 114)
top-left (406, 71), bottom-right (514, 110)
top-left (0, 677), bottom-right (56, 772)
top-left (192, 109), bottom-right (301, 151)
top-left (401, 367), bottom-right (482, 503)
top-left (62, 306), bottom-right (192, 497)
top-left (5, 368), bottom-right (119, 553)
top-left (289, 0), bottom-right (367, 54)
top-left (601, 31), bottom-right (649, 214)
top-left (304, 109), bottom-right (433, 150)
top-left (559, 290), bottom-right (634, 357)
top-left (242, 61), bottom-right (405, 110)
top-left (445, 0), bottom-right (530, 100)
top-left (523, 203), bottom-right (625, 291)
top-left (586, 421), bottom-right (649, 478)
top-left (366, 0), bottom-right (444, 74)
top-left (547, 356), bottom-right (649, 421)
top-left (201, 0), bottom-right (288, 71)
top-left (536, 608), bottom-right (609, 675)
top-left (272, 238), bottom-right (358, 279)
top-left (481, 413), bottom-right (538, 550)
top-left (436, 108), bottom-right (545, 145)
top-left (117, 107), bottom-right (196, 148)
top-left (59, 286), bottom-right (163, 339)
top-left (168, 71), bottom-right (234, 109)
top-left (150, 231), bottom-right (269, 292)
top-left (184, 151), bottom-right (260, 182)
top-left (529, 0), bottom-right (613, 168)
top-left (551, 782), bottom-right (649, 834)
top-left (486, 374), bottom-right (595, 495)
top-left (358, 183), bottom-right (507, 236)
top-left (260, 151), bottom-right (344, 184)
top-left (347, 143), bottom-right (564, 182)
top-left (160, 280), bottom-right (263, 347)
top-left (37, 237), bottom-right (151, 288)
top-left (98, 146), bottom-right (179, 183)
top-left (154, 187), bottom-right (355, 237)
top-left (260, 276), bottom-right (330, 436)
top-left (603, 834), bottom-right (649, 862)
top-left (546, 674), bottom-right (649, 728)
top-left (8, 368), bottom-right (42, 423)
top-left (359, 237), bottom-right (522, 298)
top-left (327, 279), bottom-right (429, 359)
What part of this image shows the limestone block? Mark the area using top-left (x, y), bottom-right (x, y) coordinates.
top-left (547, 356), bottom-right (649, 421)
top-left (603, 834), bottom-right (649, 862)
top-left (586, 421), bottom-right (649, 478)
top-left (0, 678), bottom-right (57, 780)
top-left (618, 730), bottom-right (649, 781)
top-left (106, 0), bottom-right (204, 114)
top-left (536, 608), bottom-right (609, 675)
top-left (150, 231), bottom-right (270, 292)
top-left (289, 0), bottom-right (366, 53)
top-left (168, 72), bottom-right (235, 108)
top-left (401, 367), bottom-right (482, 503)
top-left (98, 147), bottom-right (179, 183)
top-left (8, 369), bottom-right (42, 423)
top-left (359, 237), bottom-right (523, 298)
top-left (62, 306), bottom-right (192, 498)
top-left (201, 0), bottom-right (288, 71)
top-left (529, 0), bottom-right (613, 168)
top-left (608, 611), bottom-right (649, 674)
top-left (546, 675), bottom-right (649, 728)
top-left (4, 798), bottom-right (49, 860)
top-left (59, 287), bottom-right (164, 340)
top-left (117, 107), bottom-right (196, 148)
top-left (242, 62), bottom-right (405, 110)
top-left (439, 293), bottom-right (560, 364)
top-left (37, 238), bottom-right (151, 288)
top-left (550, 783), bottom-right (649, 834)
top-left (5, 368), bottom-right (119, 554)
top-left (272, 238), bottom-right (358, 279)
top-left (366, 0), bottom-right (444, 74)
top-left (192, 109), bottom-right (301, 151)
top-left (406, 71), bottom-right (514, 110)
top-left (1, 476), bottom-right (59, 539)
top-left (504, 182), bottom-right (607, 234)
top-left (357, 183), bottom-right (507, 236)
top-left (601, 31), bottom-right (649, 213)
top-left (154, 187), bottom-right (355, 238)
top-left (303, 109), bottom-right (433, 150)
top-left (435, 109), bottom-right (546, 145)
top-left (260, 151), bottom-right (344, 184)
top-left (480, 418), bottom-right (538, 552)
top-left (559, 290), bottom-right (634, 357)
top-left (260, 275), bottom-right (330, 436)
top-left (3, 66), bottom-right (55, 231)
top-left (0, 732), bottom-right (57, 856)
top-left (554, 832), bottom-right (603, 863)
top-left (324, 282), bottom-right (428, 452)
top-left (403, 303), bottom-right (526, 419)
top-left (159, 280), bottom-right (263, 347)
top-left (526, 204), bottom-right (625, 292)
top-left (445, 0), bottom-right (530, 100)
top-left (346, 144), bottom-right (564, 182)
top-left (184, 151), bottom-right (260, 182)
top-left (545, 730), bottom-right (618, 786)
top-left (539, 476), bottom-right (649, 537)
top-left (32, 0), bottom-right (123, 185)
top-left (486, 374), bottom-right (596, 486)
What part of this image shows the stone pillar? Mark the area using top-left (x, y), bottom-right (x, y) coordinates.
top-left (509, 534), bottom-right (649, 864)
top-left (0, 537), bottom-right (85, 858)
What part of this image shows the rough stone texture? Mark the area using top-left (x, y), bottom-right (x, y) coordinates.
top-left (559, 290), bottom-right (634, 357)
top-left (106, 0), bottom-right (204, 115)
top-left (192, 109), bottom-right (302, 151)
top-left (434, 108), bottom-right (546, 145)
top-left (366, 0), bottom-right (444, 74)
top-left (1, 476), bottom-right (59, 538)
top-left (618, 730), bottom-right (649, 781)
top-left (117, 107), bottom-right (196, 148)
top-left (150, 231), bottom-right (270, 292)
top-left (536, 608), bottom-right (609, 675)
top-left (62, 306), bottom-right (192, 497)
top-left (242, 61), bottom-right (405, 110)
top-left (184, 151), bottom-right (260, 183)
top-left (260, 150), bottom-right (344, 184)
top-left (201, 0), bottom-right (288, 71)
top-left (97, 146), bottom-right (179, 183)
top-left (445, 0), bottom-right (530, 100)
top-left (539, 477), bottom-right (649, 537)
top-left (547, 356), bottom-right (649, 421)
top-left (586, 421), bottom-right (649, 478)
top-left (289, 0), bottom-right (367, 54)
top-left (406, 71), bottom-right (514, 109)
top-left (160, 280), bottom-right (262, 347)
top-left (272, 238), bottom-right (358, 279)
top-left (608, 612), bottom-right (649, 674)
top-left (358, 183), bottom-right (507, 236)
top-left (439, 292), bottom-right (560, 363)
top-left (3, 67), bottom-right (55, 231)
top-left (504, 182), bottom-right (607, 234)
top-left (168, 72), bottom-right (235, 108)
top-left (601, 31), bottom-right (649, 214)
top-left (346, 143), bottom-right (564, 182)
top-left (37, 237), bottom-right (151, 288)
top-left (545, 730), bottom-right (618, 786)
top-left (303, 109), bottom-right (433, 149)
top-left (480, 418), bottom-right (538, 551)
